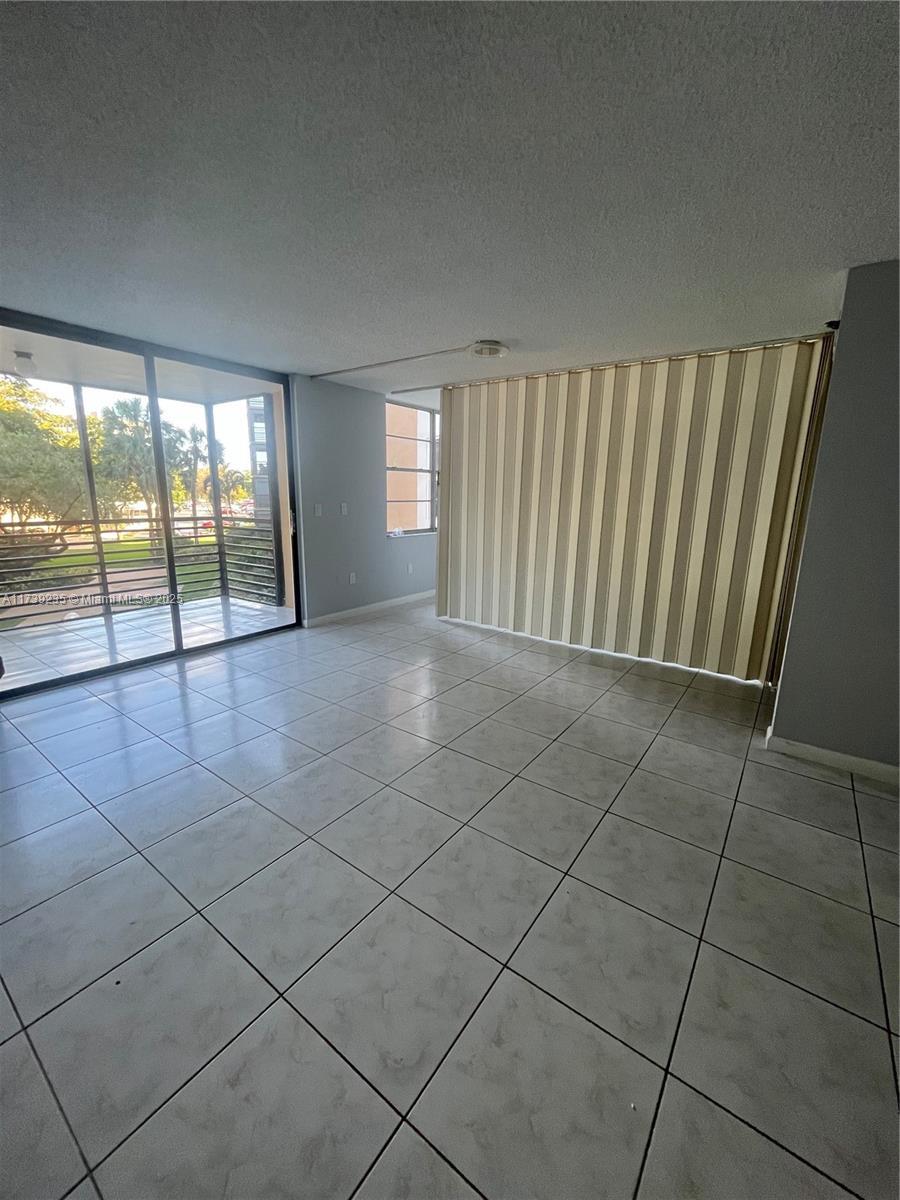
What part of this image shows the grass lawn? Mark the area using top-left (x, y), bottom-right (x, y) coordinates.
top-left (24, 537), bottom-right (222, 603)
top-left (2, 534), bottom-right (274, 633)
top-left (50, 536), bottom-right (218, 569)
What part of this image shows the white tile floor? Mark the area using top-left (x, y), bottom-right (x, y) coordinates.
top-left (0, 597), bottom-right (296, 692)
top-left (0, 599), bottom-right (897, 1199)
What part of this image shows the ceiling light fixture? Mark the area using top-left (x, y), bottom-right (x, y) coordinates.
top-left (311, 339), bottom-right (510, 381)
top-left (470, 340), bottom-right (508, 358)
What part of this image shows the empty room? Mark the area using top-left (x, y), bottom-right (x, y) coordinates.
top-left (0, 4), bottom-right (897, 1199)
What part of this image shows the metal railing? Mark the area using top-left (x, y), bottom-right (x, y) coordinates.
top-left (223, 516), bottom-right (278, 605)
top-left (0, 513), bottom-right (280, 628)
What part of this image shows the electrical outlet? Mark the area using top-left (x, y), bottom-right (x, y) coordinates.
top-left (406, 562), bottom-right (414, 576)
top-left (348, 571), bottom-right (356, 585)
top-left (313, 503), bottom-right (322, 517)
top-left (340, 502), bottom-right (349, 516)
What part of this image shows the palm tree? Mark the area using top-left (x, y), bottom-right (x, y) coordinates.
top-left (202, 465), bottom-right (246, 512)
top-left (184, 425), bottom-right (207, 541)
top-left (220, 468), bottom-right (246, 511)
top-left (94, 398), bottom-right (185, 527)
top-left (96, 398), bottom-right (158, 520)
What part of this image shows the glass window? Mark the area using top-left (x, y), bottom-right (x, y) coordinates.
top-left (385, 402), bottom-right (437, 534)
top-left (153, 362), bottom-right (294, 648)
top-left (0, 326), bottom-right (177, 684)
top-left (0, 319), bottom-right (295, 693)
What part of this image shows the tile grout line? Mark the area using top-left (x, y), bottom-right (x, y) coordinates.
top-left (2, 980), bottom-right (98, 1199)
top-left (628, 697), bottom-right (758, 1200)
top-left (616, 687), bottom-right (883, 1200)
top-left (7, 626), bottom-right (617, 1198)
top-left (3, 771), bottom-right (387, 1025)
top-left (3, 626), bottom-right (506, 1193)
top-left (662, 1073), bottom-right (867, 1200)
top-left (714, 850), bottom-right (890, 923)
top-left (11, 794), bottom-right (412, 1191)
top-left (405, 758), bottom-right (895, 1026)
top-left (345, 1107), bottom-right (491, 1200)
top-left (79, 809), bottom-right (504, 1198)
top-left (3, 609), bottom-right (895, 1200)
top-left (6, 629), bottom-right (890, 1028)
top-left (0, 607), bottom-right (297, 700)
top-left (1, 798), bottom-right (288, 1193)
top-left (85, 996), bottom-right (286, 1199)
top-left (0, 622), bottom-right (881, 913)
top-left (5, 767), bottom-right (397, 1030)
top-left (347, 682), bottom-right (665, 1190)
top-left (373, 673), bottom-right (872, 1200)
top-left (4, 678), bottom-right (463, 926)
top-left (849, 774), bottom-right (900, 1100)
top-left (355, 1115), bottom-right (493, 1200)
top-left (5, 624), bottom-right (775, 803)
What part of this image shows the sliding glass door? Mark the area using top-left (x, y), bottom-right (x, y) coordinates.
top-left (0, 316), bottom-right (296, 693)
top-left (153, 358), bottom-right (293, 650)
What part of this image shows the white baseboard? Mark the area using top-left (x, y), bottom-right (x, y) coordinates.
top-left (764, 730), bottom-right (899, 786)
top-left (304, 590), bottom-right (435, 627)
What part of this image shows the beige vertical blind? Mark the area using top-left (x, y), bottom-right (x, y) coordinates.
top-left (436, 336), bottom-right (828, 680)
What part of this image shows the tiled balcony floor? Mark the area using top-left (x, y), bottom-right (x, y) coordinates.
top-left (0, 597), bottom-right (295, 693)
top-left (0, 599), bottom-right (897, 1199)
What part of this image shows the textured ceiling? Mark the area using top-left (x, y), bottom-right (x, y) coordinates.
top-left (1, 2), bottom-right (897, 393)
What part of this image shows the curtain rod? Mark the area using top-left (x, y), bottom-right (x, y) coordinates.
top-left (389, 329), bottom-right (833, 395)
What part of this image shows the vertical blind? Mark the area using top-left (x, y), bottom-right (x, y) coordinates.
top-left (436, 336), bottom-right (828, 681)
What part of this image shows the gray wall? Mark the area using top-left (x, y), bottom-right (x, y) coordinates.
top-left (773, 260), bottom-right (899, 766)
top-left (292, 375), bottom-right (436, 620)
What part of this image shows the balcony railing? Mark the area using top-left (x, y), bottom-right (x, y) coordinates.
top-left (0, 513), bottom-right (280, 628)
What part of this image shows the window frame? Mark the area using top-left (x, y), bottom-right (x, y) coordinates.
top-left (0, 304), bottom-right (301, 703)
top-left (385, 399), bottom-right (438, 536)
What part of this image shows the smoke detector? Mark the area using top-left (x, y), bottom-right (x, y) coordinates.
top-left (470, 340), bottom-right (508, 358)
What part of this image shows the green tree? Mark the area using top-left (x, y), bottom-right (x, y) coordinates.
top-left (183, 424), bottom-right (207, 539)
top-left (0, 378), bottom-right (86, 525)
top-left (203, 465), bottom-right (248, 511)
top-left (0, 378), bottom-right (87, 591)
top-left (93, 398), bottom-right (156, 519)
top-left (221, 467), bottom-right (247, 510)
top-left (93, 397), bottom-right (185, 524)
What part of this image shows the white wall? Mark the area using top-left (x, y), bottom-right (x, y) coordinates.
top-left (292, 375), bottom-right (436, 621)
top-left (773, 260), bottom-right (899, 768)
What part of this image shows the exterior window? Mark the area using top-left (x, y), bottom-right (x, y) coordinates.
top-left (386, 401), bottom-right (438, 534)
